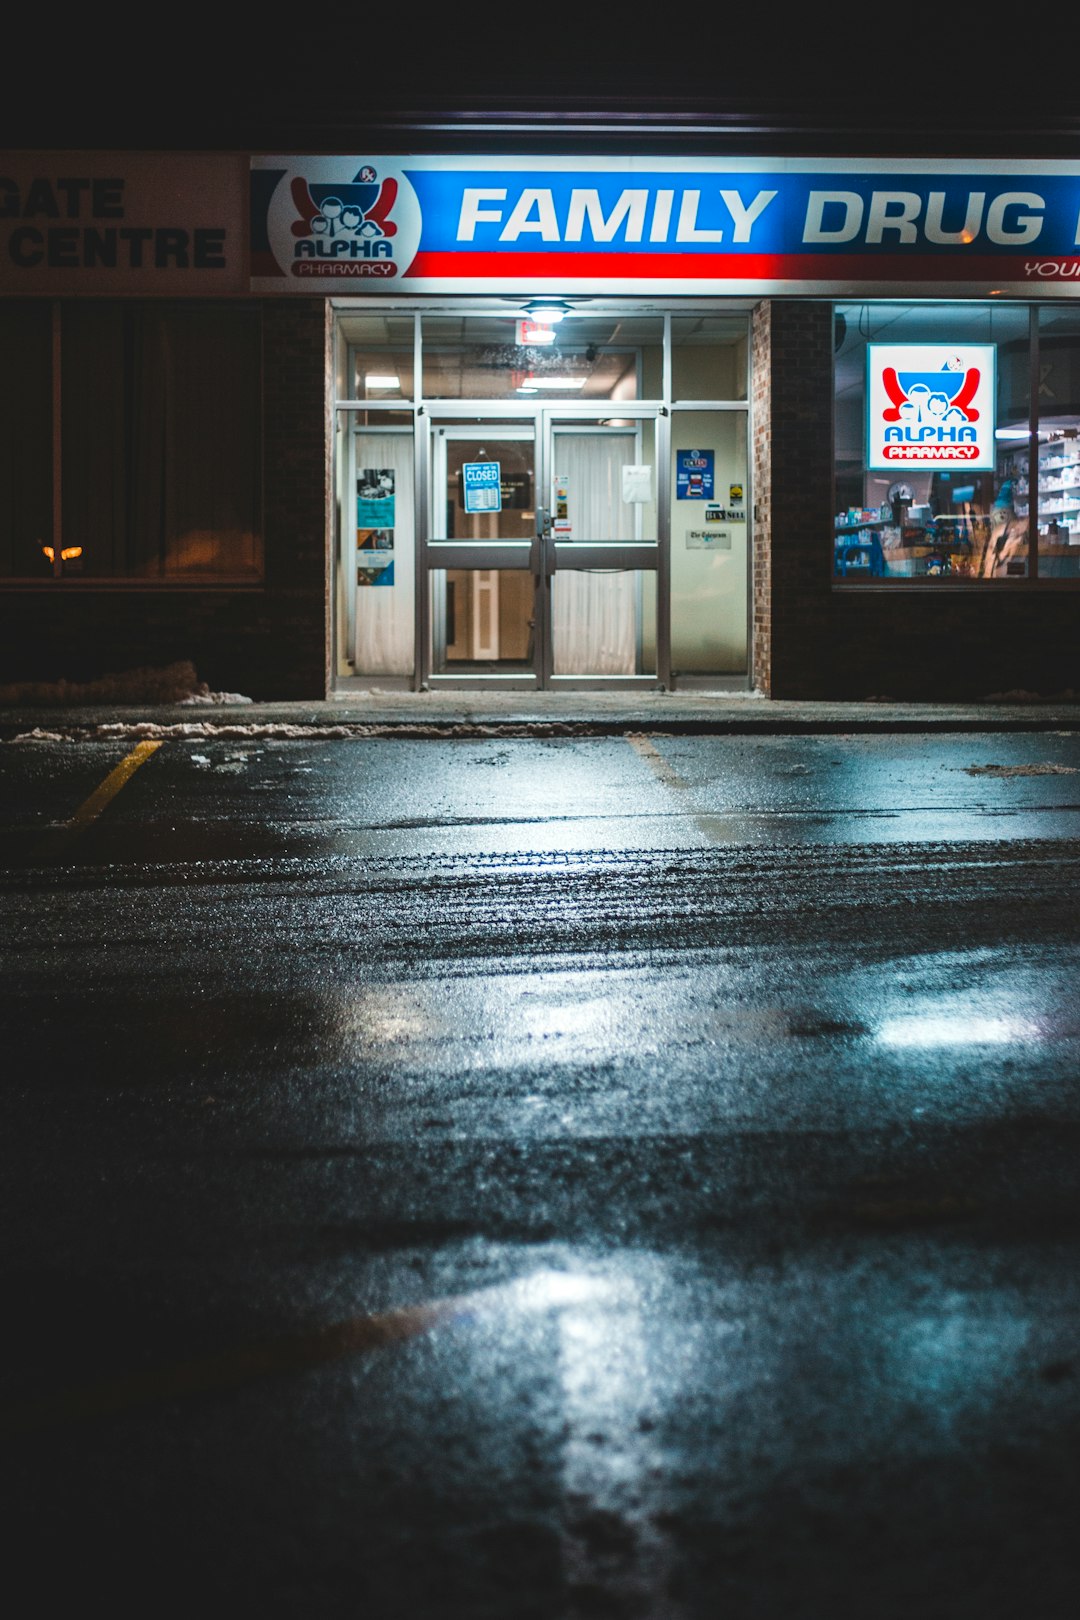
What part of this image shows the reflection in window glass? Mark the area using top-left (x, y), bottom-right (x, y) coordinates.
top-left (61, 303), bottom-right (263, 579)
top-left (834, 302), bottom-right (1033, 582)
top-left (350, 427), bottom-right (415, 676)
top-left (339, 313), bottom-right (415, 399)
top-left (0, 301), bottom-right (52, 577)
top-left (429, 569), bottom-right (535, 672)
top-left (1033, 309), bottom-right (1080, 578)
top-left (439, 431), bottom-right (535, 541)
top-left (422, 314), bottom-right (662, 400)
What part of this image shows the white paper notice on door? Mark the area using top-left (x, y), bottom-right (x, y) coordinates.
top-left (622, 464), bottom-right (652, 504)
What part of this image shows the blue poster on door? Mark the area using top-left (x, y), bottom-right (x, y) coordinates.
top-left (357, 467), bottom-right (396, 527)
top-left (676, 449), bottom-right (715, 500)
top-left (462, 460), bottom-right (502, 514)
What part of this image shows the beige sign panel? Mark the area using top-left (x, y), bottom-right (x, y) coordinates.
top-left (0, 153), bottom-right (247, 295)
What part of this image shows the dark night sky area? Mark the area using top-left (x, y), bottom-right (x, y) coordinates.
top-left (5, 15), bottom-right (1079, 154)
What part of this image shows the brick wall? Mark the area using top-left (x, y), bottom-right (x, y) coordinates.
top-left (752, 300), bottom-right (835, 698)
top-left (260, 298), bottom-right (332, 697)
top-left (753, 299), bottom-right (1080, 701)
top-left (750, 302), bottom-right (772, 694)
top-left (0, 298), bottom-right (331, 703)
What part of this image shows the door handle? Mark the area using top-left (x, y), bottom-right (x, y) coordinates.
top-left (530, 531), bottom-right (556, 579)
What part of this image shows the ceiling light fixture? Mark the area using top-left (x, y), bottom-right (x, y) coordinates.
top-left (522, 299), bottom-right (572, 326)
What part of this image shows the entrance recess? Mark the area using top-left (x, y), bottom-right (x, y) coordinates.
top-left (422, 406), bottom-right (667, 689)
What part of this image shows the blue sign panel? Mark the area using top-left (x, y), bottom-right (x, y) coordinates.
top-left (462, 460), bottom-right (502, 514)
top-left (676, 449), bottom-right (715, 500)
top-left (252, 155), bottom-right (1080, 297)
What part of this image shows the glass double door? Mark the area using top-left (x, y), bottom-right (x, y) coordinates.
top-left (423, 408), bottom-right (665, 688)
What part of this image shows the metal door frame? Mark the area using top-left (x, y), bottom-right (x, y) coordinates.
top-left (419, 402), bottom-right (669, 691)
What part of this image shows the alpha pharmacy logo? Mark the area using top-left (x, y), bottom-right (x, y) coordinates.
top-left (287, 165), bottom-right (399, 278)
top-left (867, 344), bottom-right (996, 470)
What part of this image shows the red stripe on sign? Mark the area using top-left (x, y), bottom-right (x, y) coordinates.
top-left (404, 252), bottom-right (1080, 282)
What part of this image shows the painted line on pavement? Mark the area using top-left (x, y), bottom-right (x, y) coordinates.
top-left (32, 740), bottom-right (163, 859)
top-left (3, 1295), bottom-right (472, 1433)
top-left (627, 732), bottom-right (742, 843)
top-left (66, 740), bottom-right (163, 826)
top-left (3, 1271), bottom-right (609, 1432)
top-left (626, 733), bottom-right (689, 791)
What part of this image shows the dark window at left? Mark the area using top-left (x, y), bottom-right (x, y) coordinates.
top-left (0, 301), bottom-right (53, 576)
top-left (0, 300), bottom-right (263, 581)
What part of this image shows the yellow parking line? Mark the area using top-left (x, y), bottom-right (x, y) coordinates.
top-left (3, 1271), bottom-right (609, 1432)
top-left (67, 740), bottom-right (162, 828)
top-left (626, 732), bottom-right (689, 791)
top-left (32, 740), bottom-right (163, 861)
top-left (4, 1294), bottom-right (472, 1433)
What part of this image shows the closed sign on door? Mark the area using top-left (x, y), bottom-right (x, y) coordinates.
top-left (462, 461), bottom-right (502, 513)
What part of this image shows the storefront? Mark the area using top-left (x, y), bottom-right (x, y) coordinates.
top-left (3, 150), bottom-right (1079, 701)
top-left (330, 301), bottom-right (749, 691)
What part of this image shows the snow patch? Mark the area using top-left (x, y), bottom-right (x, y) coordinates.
top-left (983, 687), bottom-right (1079, 704)
top-left (0, 660), bottom-right (251, 708)
top-left (963, 762), bottom-right (1079, 776)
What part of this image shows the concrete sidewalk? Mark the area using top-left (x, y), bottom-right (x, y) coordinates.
top-left (4, 687), bottom-right (1080, 738)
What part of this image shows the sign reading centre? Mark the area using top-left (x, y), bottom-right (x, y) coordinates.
top-left (866, 344), bottom-right (996, 471)
top-left (251, 156), bottom-right (1080, 296)
top-left (1, 153), bottom-right (245, 295)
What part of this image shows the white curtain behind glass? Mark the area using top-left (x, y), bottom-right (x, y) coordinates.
top-left (354, 432), bottom-right (414, 675)
top-left (553, 433), bottom-right (636, 675)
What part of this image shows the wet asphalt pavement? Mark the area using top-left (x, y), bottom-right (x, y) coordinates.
top-left (3, 722), bottom-right (1080, 1617)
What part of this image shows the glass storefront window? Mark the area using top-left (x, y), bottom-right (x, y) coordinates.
top-left (551, 571), bottom-right (655, 677)
top-left (421, 313), bottom-right (664, 401)
top-left (1033, 308), bottom-right (1080, 579)
top-left (669, 408), bottom-right (748, 672)
top-left (59, 303), bottom-right (263, 580)
top-left (429, 569), bottom-right (535, 673)
top-left (332, 305), bottom-right (750, 688)
top-left (834, 302), bottom-right (1032, 583)
top-left (0, 301), bottom-right (52, 576)
top-left (671, 315), bottom-right (748, 401)
top-left (346, 422), bottom-right (415, 677)
top-left (338, 312), bottom-right (415, 400)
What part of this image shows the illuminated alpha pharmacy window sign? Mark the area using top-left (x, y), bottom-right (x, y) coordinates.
top-left (866, 345), bottom-right (996, 471)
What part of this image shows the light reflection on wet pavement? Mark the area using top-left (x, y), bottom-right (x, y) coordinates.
top-left (4, 731), bottom-right (1080, 863)
top-left (2, 730), bottom-right (1080, 1616)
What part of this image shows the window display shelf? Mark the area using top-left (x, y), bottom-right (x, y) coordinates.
top-left (1004, 440), bottom-right (1080, 523)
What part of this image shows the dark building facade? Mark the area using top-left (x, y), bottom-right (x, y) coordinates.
top-left (4, 75), bottom-right (1080, 702)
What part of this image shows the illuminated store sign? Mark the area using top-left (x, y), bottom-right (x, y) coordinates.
top-left (866, 344), bottom-right (996, 471)
top-left (251, 156), bottom-right (1080, 296)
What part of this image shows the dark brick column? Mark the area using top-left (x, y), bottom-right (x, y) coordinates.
top-left (260, 298), bottom-right (332, 698)
top-left (751, 300), bottom-right (835, 698)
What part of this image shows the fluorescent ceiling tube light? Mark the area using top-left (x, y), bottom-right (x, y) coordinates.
top-left (365, 373), bottom-right (401, 388)
top-left (528, 376), bottom-right (587, 389)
